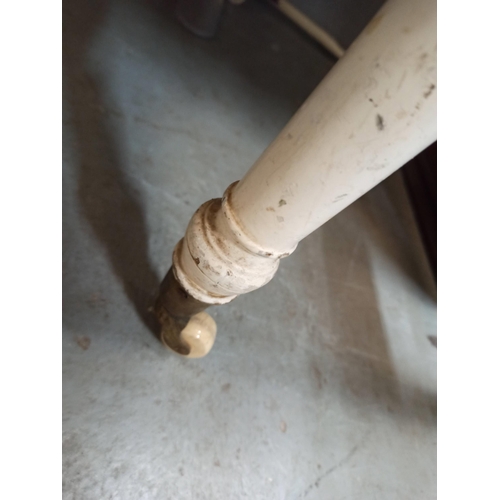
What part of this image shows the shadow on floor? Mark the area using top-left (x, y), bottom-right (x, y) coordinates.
top-left (63, 0), bottom-right (161, 336)
top-left (320, 197), bottom-right (436, 425)
top-left (146, 0), bottom-right (335, 111)
top-left (355, 174), bottom-right (437, 302)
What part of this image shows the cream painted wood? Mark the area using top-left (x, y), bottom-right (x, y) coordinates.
top-left (161, 0), bottom-right (437, 356)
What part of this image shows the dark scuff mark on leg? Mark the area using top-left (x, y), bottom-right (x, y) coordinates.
top-left (376, 114), bottom-right (385, 131)
top-left (424, 83), bottom-right (435, 98)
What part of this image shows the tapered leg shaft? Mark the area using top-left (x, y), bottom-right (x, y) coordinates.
top-left (155, 0), bottom-right (437, 357)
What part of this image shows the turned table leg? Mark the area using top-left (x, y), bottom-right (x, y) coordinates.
top-left (155, 0), bottom-right (437, 357)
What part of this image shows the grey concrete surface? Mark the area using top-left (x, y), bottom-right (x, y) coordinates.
top-left (62, 0), bottom-right (437, 498)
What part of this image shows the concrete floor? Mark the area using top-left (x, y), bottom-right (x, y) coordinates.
top-left (62, 0), bottom-right (437, 498)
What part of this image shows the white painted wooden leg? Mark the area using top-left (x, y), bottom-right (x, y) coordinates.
top-left (155, 0), bottom-right (437, 357)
